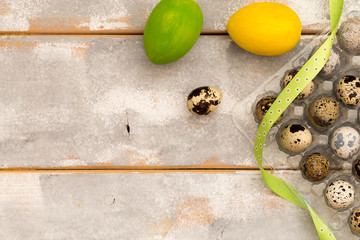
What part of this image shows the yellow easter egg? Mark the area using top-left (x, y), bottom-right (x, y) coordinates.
top-left (227, 2), bottom-right (301, 56)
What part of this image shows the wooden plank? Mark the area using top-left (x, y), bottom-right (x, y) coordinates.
top-left (0, 170), bottom-right (354, 239)
top-left (0, 35), bottom-right (318, 168)
top-left (0, 0), bottom-right (347, 34)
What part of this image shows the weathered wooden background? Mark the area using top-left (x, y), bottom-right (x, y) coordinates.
top-left (0, 0), bottom-right (350, 34)
top-left (0, 0), bottom-right (357, 239)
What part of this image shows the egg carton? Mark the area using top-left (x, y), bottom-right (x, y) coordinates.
top-left (232, 2), bottom-right (360, 239)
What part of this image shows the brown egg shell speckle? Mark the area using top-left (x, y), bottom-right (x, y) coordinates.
top-left (352, 157), bottom-right (360, 181)
top-left (254, 96), bottom-right (283, 124)
top-left (336, 75), bottom-right (360, 107)
top-left (349, 206), bottom-right (360, 235)
top-left (307, 97), bottom-right (339, 129)
top-left (278, 123), bottom-right (312, 154)
top-left (325, 179), bottom-right (355, 210)
top-left (301, 153), bottom-right (330, 182)
top-left (338, 17), bottom-right (360, 55)
top-left (187, 86), bottom-right (222, 116)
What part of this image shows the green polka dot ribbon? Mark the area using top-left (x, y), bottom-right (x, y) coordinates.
top-left (254, 0), bottom-right (343, 239)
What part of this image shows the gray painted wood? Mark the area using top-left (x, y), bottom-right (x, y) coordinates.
top-left (0, 2), bottom-right (356, 240)
top-left (0, 0), bottom-right (353, 33)
top-left (0, 171), bottom-right (355, 239)
top-left (0, 36), bottom-right (316, 168)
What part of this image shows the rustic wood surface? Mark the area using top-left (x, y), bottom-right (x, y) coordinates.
top-left (0, 36), bottom-right (317, 168)
top-left (0, 0), bottom-right (357, 239)
top-left (0, 170), bottom-right (356, 240)
top-left (0, 0), bottom-right (353, 34)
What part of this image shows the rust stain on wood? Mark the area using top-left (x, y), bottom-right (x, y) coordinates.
top-left (151, 93), bottom-right (160, 104)
top-left (28, 16), bottom-right (91, 33)
top-left (106, 17), bottom-right (131, 25)
top-left (26, 15), bottom-right (135, 33)
top-left (151, 197), bottom-right (215, 237)
top-left (0, 40), bottom-right (39, 51)
top-left (63, 154), bottom-right (80, 160)
top-left (71, 42), bottom-right (88, 58)
top-left (261, 197), bottom-right (286, 212)
top-left (95, 161), bottom-right (114, 167)
top-left (176, 197), bottom-right (215, 226)
top-left (0, 1), bottom-right (10, 15)
top-left (0, 40), bottom-right (89, 59)
top-left (151, 216), bottom-right (175, 237)
top-left (202, 157), bottom-right (227, 166)
top-left (125, 150), bottom-right (161, 166)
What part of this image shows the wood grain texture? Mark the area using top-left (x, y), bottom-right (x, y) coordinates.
top-left (0, 35), bottom-right (318, 168)
top-left (0, 0), bottom-right (352, 34)
top-left (0, 170), bottom-right (355, 239)
top-left (0, 2), bottom-right (356, 240)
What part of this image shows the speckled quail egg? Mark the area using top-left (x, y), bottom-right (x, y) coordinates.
top-left (301, 153), bottom-right (330, 182)
top-left (336, 75), bottom-right (360, 106)
top-left (338, 17), bottom-right (360, 54)
top-left (187, 86), bottom-right (222, 115)
top-left (283, 69), bottom-right (314, 99)
top-left (278, 123), bottom-right (312, 153)
top-left (254, 96), bottom-right (283, 124)
top-left (330, 126), bottom-right (360, 159)
top-left (352, 157), bottom-right (360, 181)
top-left (349, 206), bottom-right (360, 235)
top-left (325, 179), bottom-right (355, 210)
top-left (307, 97), bottom-right (339, 129)
top-left (312, 46), bottom-right (340, 78)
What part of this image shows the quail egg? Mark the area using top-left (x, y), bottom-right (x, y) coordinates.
top-left (283, 69), bottom-right (314, 99)
top-left (325, 179), bottom-right (355, 210)
top-left (349, 206), bottom-right (360, 235)
top-left (187, 86), bottom-right (222, 115)
top-left (254, 96), bottom-right (283, 124)
top-left (336, 75), bottom-right (360, 106)
top-left (301, 153), bottom-right (330, 182)
top-left (278, 123), bottom-right (312, 153)
top-left (330, 126), bottom-right (360, 159)
top-left (337, 17), bottom-right (360, 54)
top-left (307, 97), bottom-right (339, 129)
top-left (312, 46), bottom-right (340, 78)
top-left (353, 157), bottom-right (360, 181)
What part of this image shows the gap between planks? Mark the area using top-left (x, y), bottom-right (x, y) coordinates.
top-left (0, 31), bottom-right (318, 37)
top-left (0, 166), bottom-right (344, 174)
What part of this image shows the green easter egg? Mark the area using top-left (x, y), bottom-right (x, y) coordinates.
top-left (144, 0), bottom-right (203, 65)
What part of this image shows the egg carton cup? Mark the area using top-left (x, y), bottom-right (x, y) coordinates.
top-left (348, 204), bottom-right (360, 237)
top-left (300, 146), bottom-right (337, 183)
top-left (320, 173), bottom-right (360, 238)
top-left (232, 2), bottom-right (360, 238)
